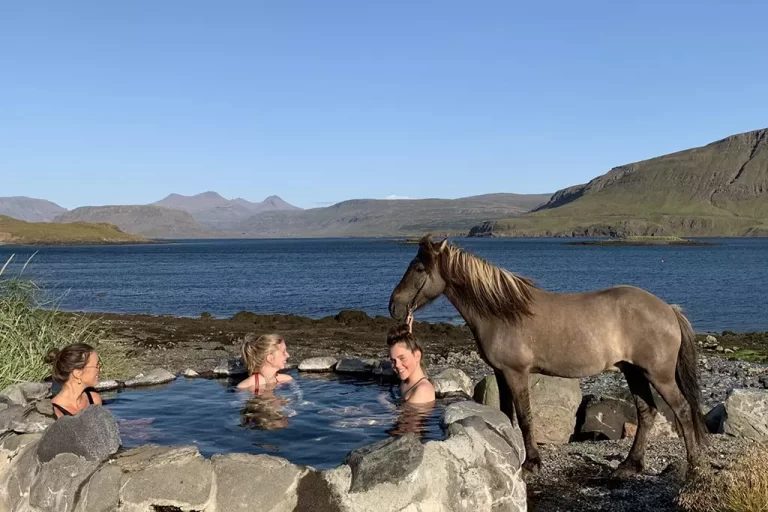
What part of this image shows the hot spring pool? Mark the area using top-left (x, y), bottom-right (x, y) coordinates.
top-left (103, 370), bottom-right (452, 469)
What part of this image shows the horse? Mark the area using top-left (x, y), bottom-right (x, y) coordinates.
top-left (388, 235), bottom-right (708, 478)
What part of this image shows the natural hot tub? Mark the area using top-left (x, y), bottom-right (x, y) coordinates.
top-left (103, 369), bottom-right (450, 469)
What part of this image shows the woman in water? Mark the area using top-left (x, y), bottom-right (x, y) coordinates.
top-left (387, 321), bottom-right (435, 404)
top-left (237, 333), bottom-right (293, 392)
top-left (45, 343), bottom-right (103, 418)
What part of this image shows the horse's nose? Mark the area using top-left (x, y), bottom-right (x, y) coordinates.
top-left (389, 295), bottom-right (406, 321)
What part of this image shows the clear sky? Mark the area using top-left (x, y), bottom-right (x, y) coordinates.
top-left (1, 1), bottom-right (766, 209)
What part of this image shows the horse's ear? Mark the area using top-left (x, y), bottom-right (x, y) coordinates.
top-left (418, 233), bottom-right (434, 249)
top-left (438, 238), bottom-right (449, 252)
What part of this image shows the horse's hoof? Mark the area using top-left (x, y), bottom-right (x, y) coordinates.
top-left (611, 460), bottom-right (643, 480)
top-left (522, 457), bottom-right (542, 474)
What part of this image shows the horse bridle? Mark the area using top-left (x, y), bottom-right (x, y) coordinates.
top-left (405, 275), bottom-right (428, 333)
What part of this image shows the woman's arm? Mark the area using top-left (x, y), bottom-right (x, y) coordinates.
top-left (92, 391), bottom-right (103, 405)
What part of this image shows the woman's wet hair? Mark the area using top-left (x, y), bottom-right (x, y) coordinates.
top-left (387, 324), bottom-right (426, 371)
top-left (43, 343), bottom-right (95, 383)
top-left (240, 333), bottom-right (284, 376)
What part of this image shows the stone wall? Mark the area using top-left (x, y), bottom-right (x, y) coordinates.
top-left (0, 374), bottom-right (527, 512)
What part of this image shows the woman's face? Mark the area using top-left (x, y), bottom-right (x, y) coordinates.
top-left (267, 342), bottom-right (290, 370)
top-left (390, 342), bottom-right (421, 381)
top-left (74, 352), bottom-right (101, 387)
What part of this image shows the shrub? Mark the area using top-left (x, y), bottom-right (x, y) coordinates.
top-left (0, 254), bottom-right (131, 389)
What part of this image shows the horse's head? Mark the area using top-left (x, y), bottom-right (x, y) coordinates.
top-left (389, 235), bottom-right (449, 322)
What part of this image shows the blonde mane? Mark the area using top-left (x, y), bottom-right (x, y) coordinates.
top-left (437, 244), bottom-right (536, 321)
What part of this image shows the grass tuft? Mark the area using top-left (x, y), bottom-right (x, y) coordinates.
top-left (0, 254), bottom-right (132, 389)
top-left (678, 447), bottom-right (768, 512)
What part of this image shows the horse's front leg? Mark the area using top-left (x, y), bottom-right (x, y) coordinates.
top-left (495, 368), bottom-right (541, 473)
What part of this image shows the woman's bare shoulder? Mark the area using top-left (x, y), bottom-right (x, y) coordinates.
top-left (408, 379), bottom-right (436, 404)
top-left (91, 390), bottom-right (103, 405)
top-left (237, 375), bottom-right (257, 389)
top-left (277, 373), bottom-right (293, 383)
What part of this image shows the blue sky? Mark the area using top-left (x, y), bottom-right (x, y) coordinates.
top-left (1, 1), bottom-right (766, 209)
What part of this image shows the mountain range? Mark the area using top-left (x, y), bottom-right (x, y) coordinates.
top-left (4, 127), bottom-right (768, 240)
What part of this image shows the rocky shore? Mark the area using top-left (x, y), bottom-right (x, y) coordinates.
top-left (66, 309), bottom-right (768, 511)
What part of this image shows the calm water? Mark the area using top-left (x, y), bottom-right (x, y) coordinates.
top-left (103, 371), bottom-right (447, 469)
top-left (1, 238), bottom-right (767, 332)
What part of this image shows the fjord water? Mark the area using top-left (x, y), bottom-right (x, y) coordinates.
top-left (104, 371), bottom-right (446, 469)
top-left (1, 238), bottom-right (766, 332)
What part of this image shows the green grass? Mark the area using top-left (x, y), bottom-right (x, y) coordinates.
top-left (0, 215), bottom-right (147, 245)
top-left (0, 254), bottom-right (133, 389)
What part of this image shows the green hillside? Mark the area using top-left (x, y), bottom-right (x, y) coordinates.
top-left (470, 128), bottom-right (768, 237)
top-left (0, 215), bottom-right (149, 245)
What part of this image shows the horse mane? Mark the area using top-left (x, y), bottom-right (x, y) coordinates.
top-left (437, 244), bottom-right (537, 322)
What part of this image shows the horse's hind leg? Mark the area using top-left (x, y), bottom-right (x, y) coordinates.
top-left (613, 364), bottom-right (657, 478)
top-left (647, 374), bottom-right (703, 476)
top-left (496, 368), bottom-right (541, 473)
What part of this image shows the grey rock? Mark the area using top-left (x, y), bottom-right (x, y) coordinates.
top-left (115, 445), bottom-right (213, 510)
top-left (35, 399), bottom-right (54, 417)
top-left (182, 368), bottom-right (200, 378)
top-left (11, 410), bottom-right (54, 434)
top-left (298, 356), bottom-right (338, 372)
top-left (705, 403), bottom-right (726, 433)
top-left (432, 368), bottom-right (473, 397)
top-left (0, 432), bottom-right (42, 453)
top-left (29, 453), bottom-right (99, 512)
top-left (94, 380), bottom-right (121, 392)
top-left (577, 395), bottom-right (637, 441)
top-left (211, 453), bottom-right (306, 511)
top-left (37, 406), bottom-right (121, 463)
top-left (704, 335), bottom-right (718, 349)
top-left (0, 381), bottom-right (51, 406)
top-left (723, 388), bottom-right (768, 441)
top-left (213, 358), bottom-right (247, 377)
top-left (0, 404), bottom-right (27, 433)
top-left (0, 438), bottom-right (41, 511)
top-left (472, 373), bottom-right (581, 444)
top-left (123, 368), bottom-right (176, 387)
top-left (442, 400), bottom-right (521, 446)
top-left (335, 358), bottom-right (376, 374)
top-left (372, 360), bottom-right (396, 379)
top-left (343, 433), bottom-right (424, 493)
top-left (74, 463), bottom-right (122, 512)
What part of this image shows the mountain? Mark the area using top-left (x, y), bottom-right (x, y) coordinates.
top-left (0, 197), bottom-right (68, 222)
top-left (0, 215), bottom-right (146, 245)
top-left (470, 128), bottom-right (768, 238)
top-left (152, 192), bottom-right (301, 230)
top-left (54, 205), bottom-right (221, 239)
top-left (235, 193), bottom-right (551, 237)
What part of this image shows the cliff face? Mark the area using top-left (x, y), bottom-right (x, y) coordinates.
top-left (472, 128), bottom-right (768, 237)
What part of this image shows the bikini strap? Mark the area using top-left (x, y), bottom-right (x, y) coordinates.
top-left (403, 376), bottom-right (427, 398)
top-left (52, 402), bottom-right (73, 417)
top-left (85, 389), bottom-right (95, 404)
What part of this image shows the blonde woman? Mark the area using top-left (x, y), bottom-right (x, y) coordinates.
top-left (237, 333), bottom-right (293, 392)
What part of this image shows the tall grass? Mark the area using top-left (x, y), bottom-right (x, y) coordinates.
top-left (0, 254), bottom-right (131, 389)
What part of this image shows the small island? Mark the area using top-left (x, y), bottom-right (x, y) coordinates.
top-left (565, 235), bottom-right (721, 246)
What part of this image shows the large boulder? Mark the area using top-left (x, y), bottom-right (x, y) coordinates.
top-left (114, 445), bottom-right (214, 511)
top-left (432, 368), bottom-right (474, 398)
top-left (576, 395), bottom-right (637, 441)
top-left (212, 453), bottom-right (307, 511)
top-left (212, 358), bottom-right (247, 377)
top-left (316, 400), bottom-right (527, 511)
top-left (37, 406), bottom-right (121, 463)
top-left (473, 373), bottom-right (581, 444)
top-left (0, 382), bottom-right (51, 407)
top-left (0, 438), bottom-right (41, 511)
top-left (74, 463), bottom-right (122, 512)
top-left (29, 453), bottom-right (100, 512)
top-left (0, 405), bottom-right (54, 435)
top-left (344, 434), bottom-right (424, 493)
top-left (722, 389), bottom-right (768, 441)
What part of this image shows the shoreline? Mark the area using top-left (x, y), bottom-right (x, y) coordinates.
top-left (69, 308), bottom-right (768, 382)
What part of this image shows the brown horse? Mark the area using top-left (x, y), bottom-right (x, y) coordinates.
top-left (389, 235), bottom-right (708, 477)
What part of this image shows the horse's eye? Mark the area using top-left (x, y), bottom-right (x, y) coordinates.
top-left (414, 265), bottom-right (426, 273)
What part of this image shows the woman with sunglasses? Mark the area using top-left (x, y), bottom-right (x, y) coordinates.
top-left (45, 343), bottom-right (103, 418)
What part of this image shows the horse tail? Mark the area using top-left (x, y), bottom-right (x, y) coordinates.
top-left (671, 304), bottom-right (708, 446)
